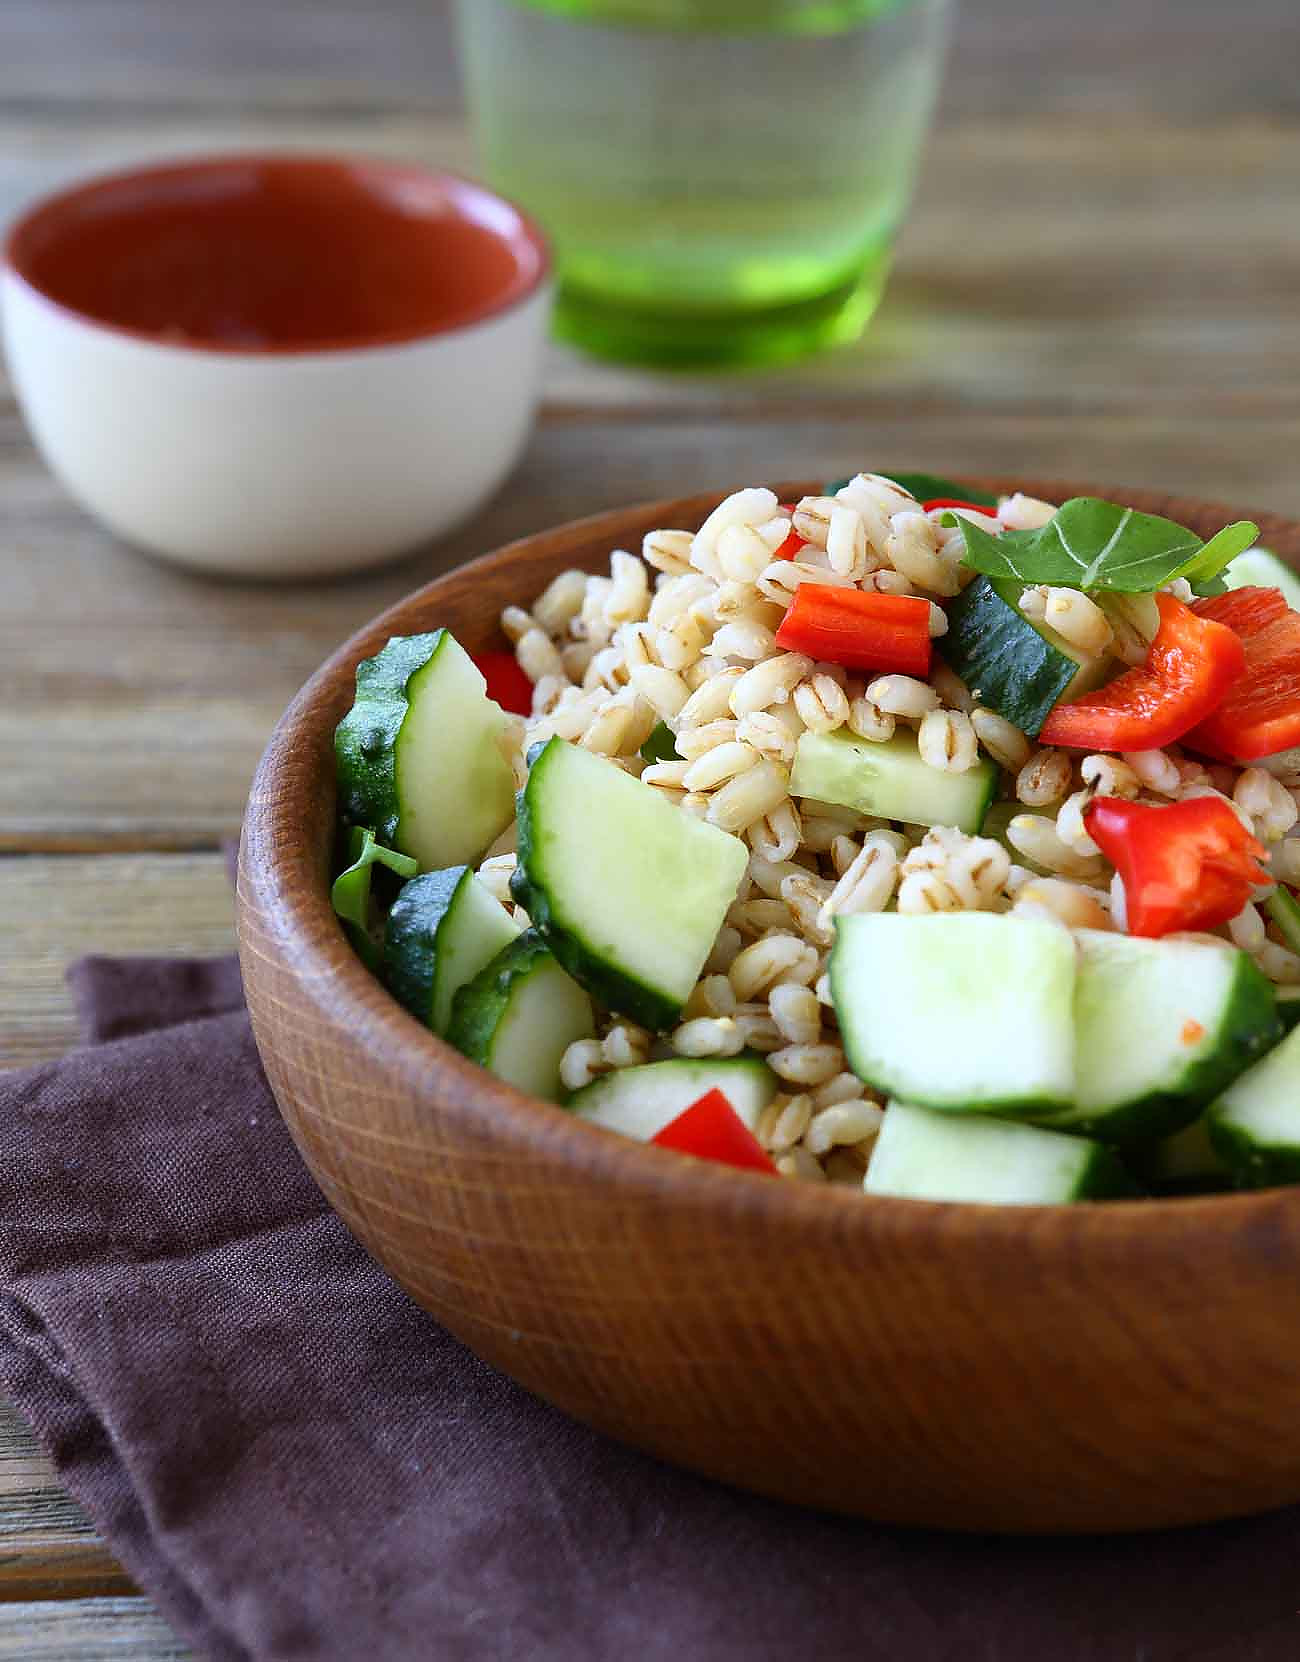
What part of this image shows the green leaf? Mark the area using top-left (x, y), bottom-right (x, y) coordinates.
top-left (956, 497), bottom-right (1218, 593)
top-left (331, 825), bottom-right (417, 969)
top-left (639, 720), bottom-right (681, 764)
top-left (877, 472), bottom-right (999, 508)
top-left (1172, 520), bottom-right (1260, 586)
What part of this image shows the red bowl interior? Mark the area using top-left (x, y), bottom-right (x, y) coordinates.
top-left (3, 154), bottom-right (550, 353)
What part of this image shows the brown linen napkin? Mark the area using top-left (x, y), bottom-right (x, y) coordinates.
top-left (1, 956), bottom-right (1298, 1662)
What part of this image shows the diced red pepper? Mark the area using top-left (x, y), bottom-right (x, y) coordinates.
top-left (922, 498), bottom-right (1000, 518)
top-left (1186, 588), bottom-right (1300, 762)
top-left (773, 586), bottom-right (932, 677)
top-left (774, 503), bottom-right (806, 560)
top-left (650, 1088), bottom-right (777, 1175)
top-left (1084, 795), bottom-right (1268, 939)
top-left (1038, 593), bottom-right (1245, 751)
top-left (473, 649), bottom-right (534, 716)
top-left (1193, 585), bottom-right (1290, 637)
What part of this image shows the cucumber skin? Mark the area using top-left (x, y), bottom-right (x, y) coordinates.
top-left (1045, 957), bottom-right (1281, 1145)
top-left (938, 577), bottom-right (1079, 739)
top-left (446, 928), bottom-right (555, 1067)
top-left (335, 632), bottom-right (446, 847)
top-left (383, 865), bottom-right (471, 1030)
top-left (1073, 1144), bottom-right (1144, 1200)
top-left (1206, 1113), bottom-right (1300, 1190)
top-left (512, 750), bottom-right (683, 1030)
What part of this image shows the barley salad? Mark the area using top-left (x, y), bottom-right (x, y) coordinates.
top-left (332, 471), bottom-right (1300, 1204)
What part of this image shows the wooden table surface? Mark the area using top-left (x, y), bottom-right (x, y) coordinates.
top-left (2, 0), bottom-right (1298, 1652)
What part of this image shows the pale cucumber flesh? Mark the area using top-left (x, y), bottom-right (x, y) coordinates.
top-left (1209, 1022), bottom-right (1300, 1186)
top-left (515, 739), bottom-right (748, 1027)
top-left (790, 729), bottom-right (997, 834)
top-left (864, 1100), bottom-right (1132, 1204)
top-left (568, 1056), bottom-right (778, 1141)
top-left (384, 866), bottom-right (520, 1037)
top-left (396, 637), bottom-right (516, 871)
top-left (430, 873), bottom-right (522, 1036)
top-left (831, 913), bottom-right (1076, 1115)
top-left (1049, 931), bottom-right (1279, 1143)
top-left (485, 953), bottom-right (596, 1102)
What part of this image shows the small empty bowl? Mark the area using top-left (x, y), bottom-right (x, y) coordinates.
top-left (1, 154), bottom-right (551, 579)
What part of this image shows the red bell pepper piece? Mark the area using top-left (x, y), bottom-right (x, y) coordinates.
top-left (473, 649), bottom-right (534, 716)
top-left (1038, 593), bottom-right (1245, 751)
top-left (1084, 795), bottom-right (1268, 939)
top-left (1193, 585), bottom-right (1290, 637)
top-left (773, 503), bottom-right (806, 560)
top-left (1186, 588), bottom-right (1300, 762)
top-left (922, 497), bottom-right (1000, 518)
top-left (773, 586), bottom-right (932, 677)
top-left (650, 1089), bottom-right (777, 1175)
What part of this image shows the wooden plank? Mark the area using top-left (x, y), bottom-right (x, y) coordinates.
top-left (0, 1600), bottom-right (189, 1659)
top-left (0, 854), bottom-right (235, 1070)
top-left (4, 369), bottom-right (1300, 849)
top-left (0, 853), bottom-right (235, 1613)
top-left (1, 0), bottom-right (1297, 117)
top-left (0, 1403), bottom-right (133, 1602)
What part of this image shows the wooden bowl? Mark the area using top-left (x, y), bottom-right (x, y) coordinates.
top-left (238, 480), bottom-right (1300, 1534)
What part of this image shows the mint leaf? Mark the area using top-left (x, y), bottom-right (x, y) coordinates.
top-left (1172, 520), bottom-right (1260, 586)
top-left (331, 825), bottom-right (417, 954)
top-left (956, 497), bottom-right (1219, 593)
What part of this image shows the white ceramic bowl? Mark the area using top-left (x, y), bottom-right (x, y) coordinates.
top-left (1, 155), bottom-right (552, 579)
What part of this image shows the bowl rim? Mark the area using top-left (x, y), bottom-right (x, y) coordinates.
top-left (1, 151), bottom-right (553, 359)
top-left (239, 477), bottom-right (1300, 1245)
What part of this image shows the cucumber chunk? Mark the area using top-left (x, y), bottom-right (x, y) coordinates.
top-left (1208, 1021), bottom-right (1300, 1187)
top-left (864, 1100), bottom-right (1136, 1204)
top-left (938, 576), bottom-right (1109, 738)
top-left (447, 930), bottom-right (595, 1102)
top-left (1222, 547), bottom-right (1300, 611)
top-left (1044, 931), bottom-right (1280, 1143)
top-left (831, 913), bottom-right (1076, 1116)
top-left (1264, 887), bottom-right (1300, 957)
top-left (513, 738), bottom-right (749, 1029)
top-left (567, 1056), bottom-right (778, 1141)
top-left (335, 631), bottom-right (516, 872)
top-left (790, 730), bottom-right (997, 835)
top-left (384, 866), bottom-right (521, 1037)
top-left (1278, 987), bottom-right (1300, 1034)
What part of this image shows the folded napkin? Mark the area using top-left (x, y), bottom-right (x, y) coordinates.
top-left (2, 955), bottom-right (1298, 1662)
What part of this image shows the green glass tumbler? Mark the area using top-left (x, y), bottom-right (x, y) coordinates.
top-left (454, 0), bottom-right (953, 367)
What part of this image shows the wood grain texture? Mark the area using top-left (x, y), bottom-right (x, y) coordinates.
top-left (0, 1600), bottom-right (190, 1658)
top-left (0, 854), bottom-right (235, 1071)
top-left (3, 102), bottom-right (1298, 847)
top-left (0, 1402), bottom-right (132, 1601)
top-left (240, 480), bottom-right (1300, 1534)
top-left (0, 855), bottom-right (234, 1604)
